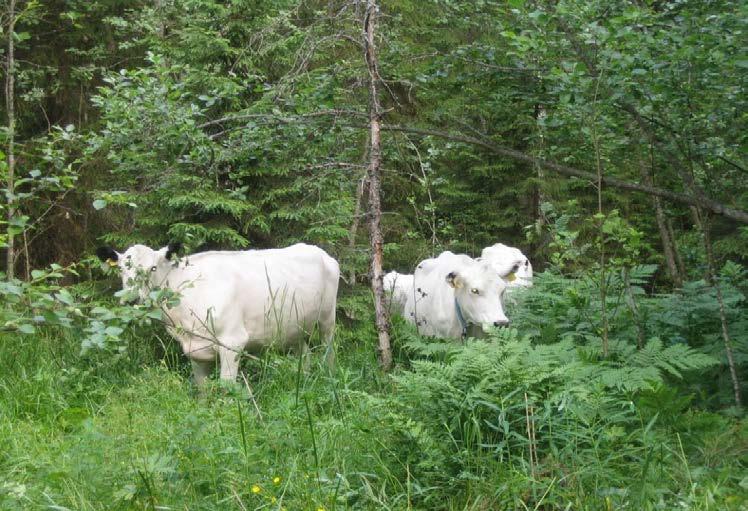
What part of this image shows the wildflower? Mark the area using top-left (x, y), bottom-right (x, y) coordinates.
top-left (273, 476), bottom-right (281, 485)
top-left (251, 484), bottom-right (261, 494)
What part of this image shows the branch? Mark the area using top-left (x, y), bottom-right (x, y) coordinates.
top-left (378, 123), bottom-right (748, 224)
top-left (555, 16), bottom-right (744, 220)
top-left (198, 109), bottom-right (367, 130)
top-left (196, 108), bottom-right (748, 223)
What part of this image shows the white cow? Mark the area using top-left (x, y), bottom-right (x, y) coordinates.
top-left (96, 242), bottom-right (339, 384)
top-left (383, 254), bottom-right (451, 317)
top-left (403, 251), bottom-right (509, 339)
top-left (383, 271), bottom-right (414, 316)
top-left (481, 243), bottom-right (533, 288)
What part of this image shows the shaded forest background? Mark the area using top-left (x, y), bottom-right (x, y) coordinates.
top-left (4, 0), bottom-right (746, 275)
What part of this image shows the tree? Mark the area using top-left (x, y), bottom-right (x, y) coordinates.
top-left (362, 0), bottom-right (391, 371)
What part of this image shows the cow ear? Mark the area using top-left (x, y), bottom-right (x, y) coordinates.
top-left (446, 271), bottom-right (463, 289)
top-left (96, 246), bottom-right (119, 264)
top-left (165, 242), bottom-right (182, 260)
top-left (497, 262), bottom-right (520, 279)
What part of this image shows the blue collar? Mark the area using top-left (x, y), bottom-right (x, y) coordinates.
top-left (454, 298), bottom-right (468, 339)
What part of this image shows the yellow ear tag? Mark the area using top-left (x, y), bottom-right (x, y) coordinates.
top-left (107, 259), bottom-right (118, 267)
top-left (506, 272), bottom-right (516, 282)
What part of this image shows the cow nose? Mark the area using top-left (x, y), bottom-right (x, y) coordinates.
top-left (493, 320), bottom-right (510, 327)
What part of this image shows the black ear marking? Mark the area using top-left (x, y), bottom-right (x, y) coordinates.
top-left (165, 242), bottom-right (182, 260)
top-left (446, 271), bottom-right (461, 288)
top-left (96, 246), bottom-right (119, 263)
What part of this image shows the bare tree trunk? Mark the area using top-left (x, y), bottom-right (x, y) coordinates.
top-left (591, 80), bottom-right (609, 358)
top-left (666, 217), bottom-right (686, 278)
top-left (363, 0), bottom-right (392, 371)
top-left (638, 154), bottom-right (682, 287)
top-left (533, 103), bottom-right (548, 238)
top-left (623, 268), bottom-right (646, 349)
top-left (347, 174), bottom-right (367, 284)
top-left (5, 0), bottom-right (17, 279)
top-left (699, 213), bottom-right (742, 408)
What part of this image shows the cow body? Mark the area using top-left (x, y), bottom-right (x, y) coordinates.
top-left (97, 243), bottom-right (339, 384)
top-left (403, 251), bottom-right (509, 339)
top-left (383, 271), bottom-right (414, 316)
top-left (480, 243), bottom-right (533, 288)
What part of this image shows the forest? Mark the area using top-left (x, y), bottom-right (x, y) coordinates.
top-left (1, 0), bottom-right (746, 509)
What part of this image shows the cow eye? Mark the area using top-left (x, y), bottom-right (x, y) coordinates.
top-left (150, 266), bottom-right (157, 272)
top-left (470, 288), bottom-right (480, 295)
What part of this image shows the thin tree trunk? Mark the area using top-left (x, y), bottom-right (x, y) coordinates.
top-left (666, 217), bottom-right (686, 278)
top-left (5, 0), bottom-right (17, 279)
top-left (591, 78), bottom-right (609, 358)
top-left (363, 0), bottom-right (392, 371)
top-left (347, 174), bottom-right (367, 285)
top-left (638, 154), bottom-right (682, 287)
top-left (533, 103), bottom-right (547, 236)
top-left (22, 229), bottom-right (30, 280)
top-left (700, 214), bottom-right (742, 408)
top-left (623, 268), bottom-right (646, 349)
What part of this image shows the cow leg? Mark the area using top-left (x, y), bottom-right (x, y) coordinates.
top-left (217, 345), bottom-right (241, 381)
top-left (191, 359), bottom-right (213, 386)
top-left (319, 315), bottom-right (336, 370)
top-left (321, 329), bottom-right (335, 369)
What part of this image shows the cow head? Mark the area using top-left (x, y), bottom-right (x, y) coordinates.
top-left (481, 243), bottom-right (533, 288)
top-left (500, 258), bottom-right (533, 287)
top-left (445, 260), bottom-right (510, 329)
top-left (96, 242), bottom-right (181, 301)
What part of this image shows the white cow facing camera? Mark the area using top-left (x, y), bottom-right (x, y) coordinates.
top-left (403, 251), bottom-right (509, 340)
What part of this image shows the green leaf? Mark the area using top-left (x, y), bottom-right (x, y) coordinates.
top-left (18, 324), bottom-right (36, 334)
top-left (92, 199), bottom-right (107, 210)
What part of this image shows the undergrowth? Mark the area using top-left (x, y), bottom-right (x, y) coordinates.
top-left (1, 273), bottom-right (746, 510)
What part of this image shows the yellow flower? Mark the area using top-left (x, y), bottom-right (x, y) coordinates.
top-left (251, 485), bottom-right (261, 494)
top-left (317, 507), bottom-right (326, 511)
top-left (271, 496), bottom-right (277, 503)
top-left (273, 476), bottom-right (281, 485)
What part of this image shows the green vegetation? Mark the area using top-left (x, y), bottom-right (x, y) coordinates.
top-left (1, 274), bottom-right (746, 509)
top-left (1, 0), bottom-right (746, 509)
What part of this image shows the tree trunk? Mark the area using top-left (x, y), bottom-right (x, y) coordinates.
top-left (363, 0), bottom-right (392, 371)
top-left (347, 174), bottom-right (367, 285)
top-left (699, 214), bottom-right (742, 408)
top-left (623, 268), bottom-right (646, 350)
top-left (666, 217), bottom-right (686, 278)
top-left (5, 0), bottom-right (17, 279)
top-left (638, 154), bottom-right (682, 287)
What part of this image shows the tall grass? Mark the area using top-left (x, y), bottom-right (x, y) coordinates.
top-left (1, 280), bottom-right (746, 510)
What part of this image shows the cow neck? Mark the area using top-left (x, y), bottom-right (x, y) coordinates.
top-left (454, 297), bottom-right (468, 339)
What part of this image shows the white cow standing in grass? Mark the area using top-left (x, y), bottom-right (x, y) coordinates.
top-left (383, 257), bottom-right (441, 316)
top-left (403, 251), bottom-right (509, 339)
top-left (96, 242), bottom-right (339, 384)
top-left (383, 271), bottom-right (414, 316)
top-left (481, 243), bottom-right (533, 288)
